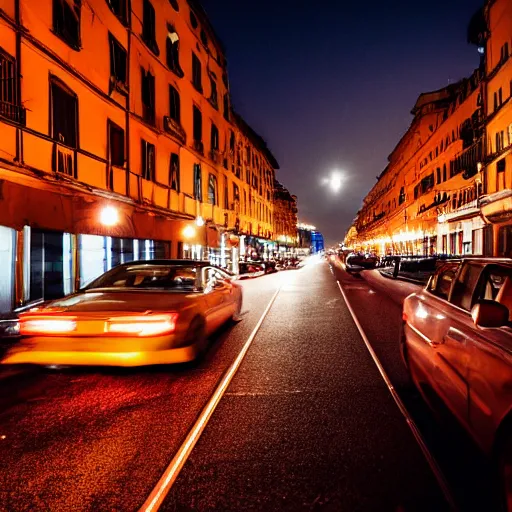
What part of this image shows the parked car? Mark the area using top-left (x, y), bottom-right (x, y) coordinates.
top-left (0, 312), bottom-right (20, 358)
top-left (401, 258), bottom-right (512, 509)
top-left (238, 262), bottom-right (265, 279)
top-left (2, 260), bottom-right (243, 367)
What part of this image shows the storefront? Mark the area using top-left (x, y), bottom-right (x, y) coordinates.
top-left (0, 225), bottom-right (15, 313)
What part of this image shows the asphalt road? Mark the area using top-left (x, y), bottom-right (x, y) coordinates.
top-left (0, 259), bottom-right (495, 511)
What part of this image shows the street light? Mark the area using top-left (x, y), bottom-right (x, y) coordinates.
top-left (183, 225), bottom-right (196, 239)
top-left (99, 206), bottom-right (119, 227)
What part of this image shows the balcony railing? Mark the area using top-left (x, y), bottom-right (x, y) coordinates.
top-left (163, 116), bottom-right (186, 144)
top-left (0, 100), bottom-right (26, 125)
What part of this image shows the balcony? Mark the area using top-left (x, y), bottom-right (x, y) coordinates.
top-left (163, 116), bottom-right (186, 144)
top-left (193, 139), bottom-right (204, 155)
top-left (0, 100), bottom-right (26, 125)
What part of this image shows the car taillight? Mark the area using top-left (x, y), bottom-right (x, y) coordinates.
top-left (105, 314), bottom-right (178, 337)
top-left (20, 316), bottom-right (77, 335)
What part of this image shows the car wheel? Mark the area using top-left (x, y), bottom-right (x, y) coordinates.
top-left (498, 431), bottom-right (512, 511)
top-left (186, 317), bottom-right (207, 360)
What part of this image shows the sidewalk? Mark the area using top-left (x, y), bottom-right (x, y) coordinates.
top-left (162, 261), bottom-right (448, 511)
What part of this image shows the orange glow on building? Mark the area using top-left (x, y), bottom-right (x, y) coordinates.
top-left (0, 0), bottom-right (292, 312)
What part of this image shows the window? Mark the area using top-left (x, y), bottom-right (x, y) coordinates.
top-left (169, 85), bottom-right (180, 123)
top-left (107, 0), bottom-right (128, 25)
top-left (141, 68), bottom-right (155, 124)
top-left (0, 50), bottom-right (24, 124)
top-left (142, 0), bottom-right (159, 55)
top-left (53, 0), bottom-right (81, 50)
top-left (498, 158), bottom-right (506, 173)
top-left (108, 120), bottom-right (125, 167)
top-left (166, 25), bottom-right (183, 77)
top-left (50, 78), bottom-right (77, 147)
top-left (496, 130), bottom-right (505, 152)
top-left (169, 0), bottom-right (179, 11)
top-left (208, 174), bottom-right (217, 205)
top-left (192, 52), bottom-right (202, 92)
top-left (450, 263), bottom-right (483, 311)
top-left (233, 183), bottom-right (240, 204)
top-left (443, 164), bottom-right (447, 182)
top-left (494, 92), bottom-right (498, 112)
top-left (224, 175), bottom-right (229, 209)
top-left (436, 167), bottom-right (441, 185)
top-left (499, 87), bottom-right (503, 107)
top-left (109, 34), bottom-right (127, 88)
top-left (209, 76), bottom-right (218, 109)
top-left (398, 186), bottom-right (405, 205)
top-left (193, 163), bottom-right (202, 200)
top-left (428, 263), bottom-right (459, 300)
top-left (169, 153), bottom-right (179, 191)
top-left (190, 10), bottom-right (198, 29)
top-left (223, 93), bottom-right (229, 121)
top-left (210, 123), bottom-right (219, 151)
top-left (141, 139), bottom-right (155, 181)
top-left (200, 29), bottom-right (208, 47)
top-left (502, 42), bottom-right (510, 62)
top-left (193, 105), bottom-right (202, 142)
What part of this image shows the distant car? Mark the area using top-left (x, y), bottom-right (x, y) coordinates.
top-left (2, 260), bottom-right (243, 367)
top-left (238, 262), bottom-right (265, 279)
top-left (345, 252), bottom-right (378, 272)
top-left (401, 258), bottom-right (512, 509)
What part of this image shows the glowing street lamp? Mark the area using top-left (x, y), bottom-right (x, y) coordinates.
top-left (183, 225), bottom-right (196, 239)
top-left (99, 206), bottom-right (119, 227)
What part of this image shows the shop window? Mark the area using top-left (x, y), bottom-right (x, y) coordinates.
top-left (142, 0), bottom-right (159, 55)
top-left (208, 174), bottom-right (218, 205)
top-left (169, 85), bottom-right (180, 123)
top-left (0, 226), bottom-right (15, 313)
top-left (169, 152), bottom-right (179, 191)
top-left (50, 77), bottom-right (77, 148)
top-left (107, 0), bottom-right (128, 25)
top-left (109, 34), bottom-right (127, 89)
top-left (141, 139), bottom-right (155, 181)
top-left (192, 52), bottom-right (202, 92)
top-left (108, 120), bottom-right (125, 168)
top-left (498, 226), bottom-right (512, 257)
top-left (166, 25), bottom-right (183, 77)
top-left (193, 105), bottom-right (202, 142)
top-left (111, 238), bottom-right (134, 267)
top-left (194, 163), bottom-right (202, 200)
top-left (53, 0), bottom-right (81, 50)
top-left (141, 67), bottom-right (155, 124)
top-left (209, 76), bottom-right (218, 109)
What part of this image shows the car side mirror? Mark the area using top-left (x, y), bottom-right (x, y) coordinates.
top-left (471, 300), bottom-right (509, 328)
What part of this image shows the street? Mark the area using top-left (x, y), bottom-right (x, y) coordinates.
top-left (0, 259), bottom-right (497, 511)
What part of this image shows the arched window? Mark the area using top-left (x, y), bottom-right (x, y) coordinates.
top-left (166, 25), bottom-right (184, 77)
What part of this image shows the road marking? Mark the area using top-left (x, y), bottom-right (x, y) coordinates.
top-left (336, 280), bottom-right (458, 511)
top-left (139, 285), bottom-right (282, 512)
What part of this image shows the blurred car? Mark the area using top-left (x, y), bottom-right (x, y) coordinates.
top-left (2, 260), bottom-right (242, 367)
top-left (345, 252), bottom-right (378, 272)
top-left (0, 312), bottom-right (20, 358)
top-left (401, 258), bottom-right (512, 508)
top-left (238, 262), bottom-right (265, 279)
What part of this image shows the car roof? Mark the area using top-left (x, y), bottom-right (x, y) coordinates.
top-left (120, 259), bottom-right (209, 267)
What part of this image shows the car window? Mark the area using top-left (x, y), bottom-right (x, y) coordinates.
top-left (474, 264), bottom-right (512, 321)
top-left (449, 263), bottom-right (483, 311)
top-left (427, 263), bottom-right (459, 300)
top-left (86, 264), bottom-right (198, 291)
top-left (203, 267), bottom-right (226, 289)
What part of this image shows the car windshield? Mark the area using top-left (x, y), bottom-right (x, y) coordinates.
top-left (85, 264), bottom-right (198, 291)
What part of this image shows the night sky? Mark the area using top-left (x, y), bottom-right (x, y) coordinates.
top-left (201, 0), bottom-right (483, 245)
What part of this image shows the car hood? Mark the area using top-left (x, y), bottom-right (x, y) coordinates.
top-left (28, 290), bottom-right (199, 314)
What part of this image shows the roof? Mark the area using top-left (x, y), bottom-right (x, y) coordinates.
top-left (232, 111), bottom-right (280, 169)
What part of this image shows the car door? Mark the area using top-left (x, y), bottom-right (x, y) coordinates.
top-left (464, 264), bottom-right (512, 450)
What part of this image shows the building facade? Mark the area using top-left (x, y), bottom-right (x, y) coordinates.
top-left (0, 0), bottom-right (284, 312)
top-left (346, 0), bottom-right (511, 259)
top-left (272, 180), bottom-right (298, 252)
